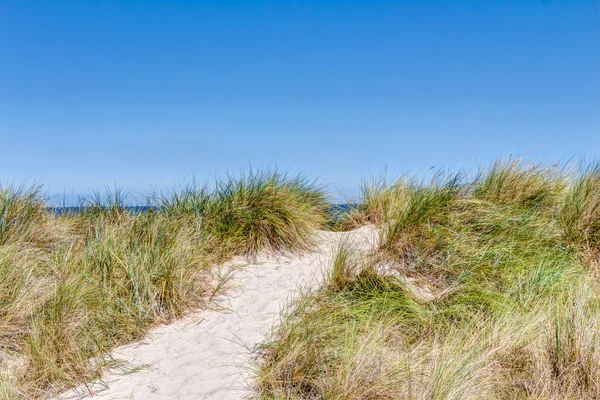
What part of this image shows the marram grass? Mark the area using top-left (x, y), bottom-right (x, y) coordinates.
top-left (0, 170), bottom-right (328, 398)
top-left (256, 159), bottom-right (600, 400)
top-left (3, 160), bottom-right (600, 399)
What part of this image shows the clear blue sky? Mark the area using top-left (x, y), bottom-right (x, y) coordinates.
top-left (1, 0), bottom-right (599, 200)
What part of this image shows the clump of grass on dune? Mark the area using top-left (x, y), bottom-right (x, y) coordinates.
top-left (378, 173), bottom-right (462, 270)
top-left (158, 169), bottom-right (329, 256)
top-left (0, 169), bottom-right (329, 398)
top-left (256, 158), bottom-right (600, 400)
top-left (336, 171), bottom-right (463, 287)
top-left (0, 182), bottom-right (60, 247)
top-left (24, 214), bottom-right (215, 393)
top-left (210, 170), bottom-right (328, 255)
top-left (0, 182), bottom-right (44, 243)
top-left (472, 157), bottom-right (565, 208)
top-left (0, 189), bottom-right (217, 397)
top-left (560, 162), bottom-right (600, 248)
top-left (0, 183), bottom-right (63, 398)
top-left (334, 175), bottom-right (397, 230)
top-left (156, 180), bottom-right (212, 220)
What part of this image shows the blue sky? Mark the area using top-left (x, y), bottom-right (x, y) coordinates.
top-left (1, 0), bottom-right (599, 200)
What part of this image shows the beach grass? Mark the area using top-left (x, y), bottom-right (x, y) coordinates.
top-left (4, 159), bottom-right (600, 399)
top-left (256, 158), bottom-right (600, 400)
top-left (0, 170), bottom-right (328, 398)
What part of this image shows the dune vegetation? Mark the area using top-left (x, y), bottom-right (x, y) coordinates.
top-left (3, 159), bottom-right (600, 399)
top-left (256, 158), bottom-right (600, 400)
top-left (0, 170), bottom-right (328, 398)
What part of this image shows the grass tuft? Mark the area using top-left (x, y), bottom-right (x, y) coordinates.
top-left (560, 162), bottom-right (600, 247)
top-left (206, 170), bottom-right (328, 255)
top-left (472, 157), bottom-right (565, 208)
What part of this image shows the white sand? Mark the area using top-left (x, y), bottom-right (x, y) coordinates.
top-left (57, 226), bottom-right (377, 400)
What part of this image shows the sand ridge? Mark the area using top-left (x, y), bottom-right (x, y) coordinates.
top-left (57, 226), bottom-right (377, 400)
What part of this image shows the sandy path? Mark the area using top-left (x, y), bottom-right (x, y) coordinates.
top-left (57, 226), bottom-right (376, 400)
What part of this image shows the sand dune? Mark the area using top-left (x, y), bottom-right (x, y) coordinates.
top-left (57, 226), bottom-right (377, 400)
